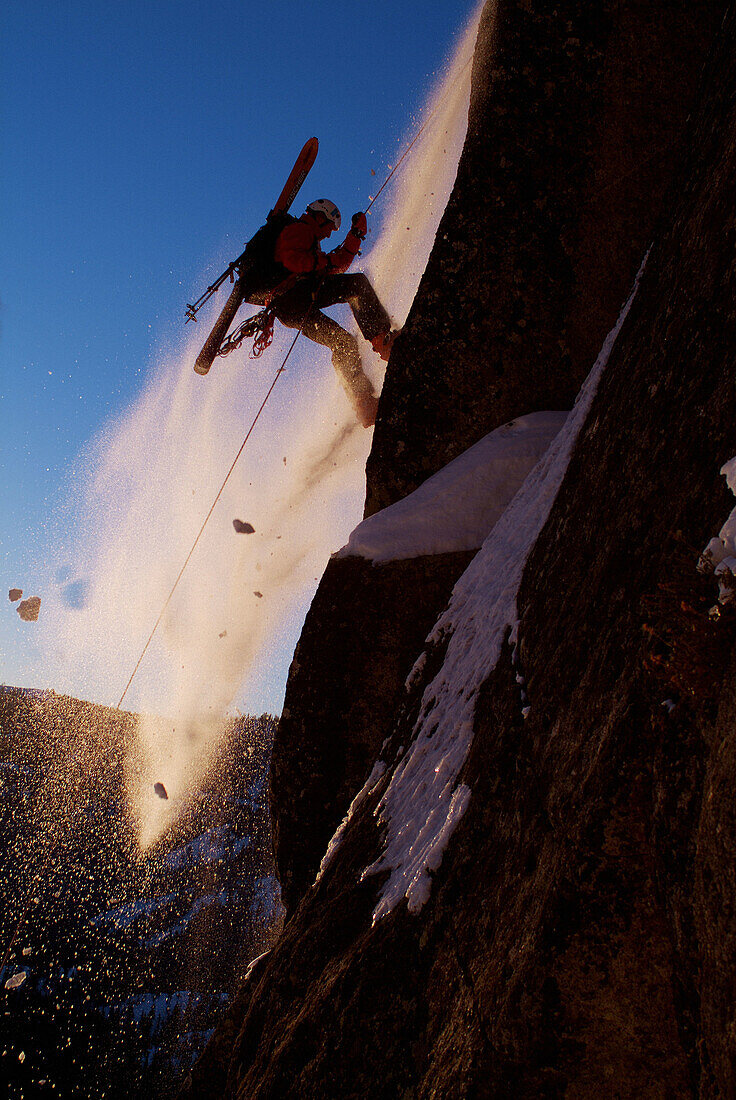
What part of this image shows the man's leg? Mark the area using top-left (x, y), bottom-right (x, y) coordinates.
top-left (301, 312), bottom-right (378, 427)
top-left (273, 290), bottom-right (379, 426)
top-left (313, 273), bottom-right (392, 342)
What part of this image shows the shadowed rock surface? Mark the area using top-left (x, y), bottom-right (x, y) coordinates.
top-left (365, 0), bottom-right (723, 518)
top-left (270, 0), bottom-right (727, 931)
top-left (272, 551), bottom-right (474, 911)
top-left (182, 2), bottom-right (736, 1097)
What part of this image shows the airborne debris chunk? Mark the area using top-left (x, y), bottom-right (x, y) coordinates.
top-left (5, 971), bottom-right (26, 990)
top-left (219, 630), bottom-right (227, 638)
top-left (253, 591), bottom-right (263, 598)
top-left (233, 519), bottom-right (255, 534)
top-left (17, 596), bottom-right (41, 622)
top-left (153, 782), bottom-right (168, 800)
top-left (8, 588), bottom-right (22, 602)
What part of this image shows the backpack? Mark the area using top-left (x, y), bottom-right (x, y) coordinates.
top-left (239, 211), bottom-right (297, 291)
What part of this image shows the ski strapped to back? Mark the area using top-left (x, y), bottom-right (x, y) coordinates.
top-left (189, 137), bottom-right (319, 376)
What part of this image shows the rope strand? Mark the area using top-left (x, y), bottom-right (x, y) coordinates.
top-left (366, 56), bottom-right (472, 214)
top-left (116, 318), bottom-right (308, 711)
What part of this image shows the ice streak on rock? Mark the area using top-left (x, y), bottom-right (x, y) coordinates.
top-left (363, 252), bottom-right (650, 921)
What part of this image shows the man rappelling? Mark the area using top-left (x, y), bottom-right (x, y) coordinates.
top-left (243, 200), bottom-right (397, 427)
top-left (188, 139), bottom-right (399, 428)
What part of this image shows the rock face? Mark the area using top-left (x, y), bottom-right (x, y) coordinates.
top-left (271, 0), bottom-right (724, 929)
top-left (184, 3), bottom-right (736, 1097)
top-left (365, 0), bottom-right (723, 517)
top-left (272, 551), bottom-right (474, 910)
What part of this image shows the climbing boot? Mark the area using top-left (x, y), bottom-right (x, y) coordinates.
top-left (370, 329), bottom-right (400, 363)
top-left (353, 390), bottom-right (380, 428)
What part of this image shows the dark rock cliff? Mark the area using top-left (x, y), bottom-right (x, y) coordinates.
top-left (272, 0), bottom-right (724, 928)
top-left (184, 2), bottom-right (736, 1096)
top-left (273, 551), bottom-right (474, 910)
top-left (366, 0), bottom-right (722, 517)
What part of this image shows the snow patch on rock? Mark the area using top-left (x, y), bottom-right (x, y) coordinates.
top-left (316, 760), bottom-right (386, 884)
top-left (338, 412), bottom-right (568, 563)
top-left (698, 456), bottom-right (736, 605)
top-left (362, 253), bottom-right (649, 922)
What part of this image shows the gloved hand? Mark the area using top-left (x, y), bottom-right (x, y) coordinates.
top-left (351, 212), bottom-right (367, 240)
top-left (328, 213), bottom-right (368, 272)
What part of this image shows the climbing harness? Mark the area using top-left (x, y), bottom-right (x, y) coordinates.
top-left (218, 305), bottom-right (277, 359)
top-left (217, 273), bottom-right (302, 360)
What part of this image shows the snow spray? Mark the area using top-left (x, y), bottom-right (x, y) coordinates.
top-left (365, 2), bottom-right (479, 321)
top-left (40, 5), bottom-right (478, 848)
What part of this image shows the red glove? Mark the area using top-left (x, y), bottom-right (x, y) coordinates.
top-left (351, 212), bottom-right (367, 240)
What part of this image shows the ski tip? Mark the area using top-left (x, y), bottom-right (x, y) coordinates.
top-left (301, 136), bottom-right (318, 164)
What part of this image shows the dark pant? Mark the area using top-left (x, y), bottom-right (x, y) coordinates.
top-left (247, 273), bottom-right (390, 399)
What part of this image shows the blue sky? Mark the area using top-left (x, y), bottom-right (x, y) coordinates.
top-left (1, 0), bottom-right (477, 704)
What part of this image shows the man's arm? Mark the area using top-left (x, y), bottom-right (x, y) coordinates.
top-left (327, 212), bottom-right (367, 274)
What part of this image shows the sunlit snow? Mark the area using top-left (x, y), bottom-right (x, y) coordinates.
top-left (315, 760), bottom-right (386, 884)
top-left (338, 412), bottom-right (568, 563)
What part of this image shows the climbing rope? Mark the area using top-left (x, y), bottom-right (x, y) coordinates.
top-left (366, 56), bottom-right (473, 215)
top-left (115, 307), bottom-right (314, 712)
top-left (3, 42), bottom-right (678, 991)
top-left (113, 48), bottom-right (675, 713)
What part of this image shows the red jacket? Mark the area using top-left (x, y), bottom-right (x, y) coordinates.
top-left (274, 214), bottom-right (362, 276)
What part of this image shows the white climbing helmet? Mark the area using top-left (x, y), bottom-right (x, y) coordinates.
top-left (306, 199), bottom-right (341, 230)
